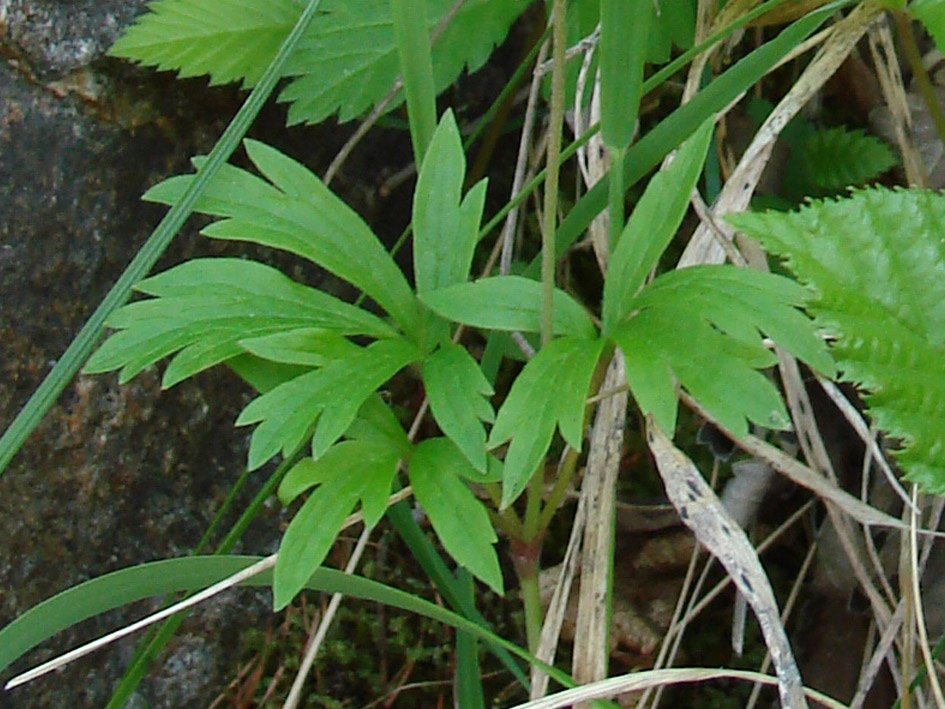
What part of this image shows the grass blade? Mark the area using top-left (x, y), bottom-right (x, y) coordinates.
top-left (390, 0), bottom-right (438, 165)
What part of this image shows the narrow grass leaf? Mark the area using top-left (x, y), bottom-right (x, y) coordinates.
top-left (0, 556), bottom-right (574, 690)
top-left (409, 438), bottom-right (504, 594)
top-left (391, 0), bottom-right (438, 164)
top-left (553, 5), bottom-right (836, 258)
top-left (599, 0), bottom-right (651, 151)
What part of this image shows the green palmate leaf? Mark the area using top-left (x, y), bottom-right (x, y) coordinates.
top-left (84, 259), bottom-right (393, 387)
top-left (144, 139), bottom-right (420, 338)
top-left (912, 0), bottom-right (945, 55)
top-left (236, 337), bottom-right (418, 469)
top-left (344, 394), bottom-right (412, 456)
top-left (421, 276), bottom-right (598, 340)
top-left (112, 0), bottom-right (525, 126)
top-left (729, 187), bottom-right (945, 492)
top-left (611, 265), bottom-right (834, 437)
top-left (414, 110), bottom-right (488, 294)
top-left (409, 438), bottom-right (503, 594)
top-left (602, 119), bottom-right (713, 332)
top-left (423, 343), bottom-right (494, 472)
top-left (274, 440), bottom-right (401, 608)
top-left (489, 337), bottom-right (606, 507)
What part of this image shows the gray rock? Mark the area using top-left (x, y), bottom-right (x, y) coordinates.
top-left (0, 0), bottom-right (149, 78)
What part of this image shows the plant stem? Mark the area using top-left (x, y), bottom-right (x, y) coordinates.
top-left (607, 145), bottom-right (626, 253)
top-left (511, 537), bottom-right (544, 653)
top-left (540, 0), bottom-right (567, 347)
top-left (535, 447), bottom-right (580, 535)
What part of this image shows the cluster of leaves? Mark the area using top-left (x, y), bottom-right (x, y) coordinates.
top-left (109, 0), bottom-right (527, 125)
top-left (85, 104), bottom-right (835, 609)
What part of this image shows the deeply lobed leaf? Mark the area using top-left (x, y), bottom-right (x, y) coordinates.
top-left (409, 438), bottom-right (504, 593)
top-left (413, 110), bottom-right (487, 295)
top-left (84, 258), bottom-right (393, 387)
top-left (274, 440), bottom-right (400, 609)
top-left (423, 343), bottom-right (494, 472)
top-left (489, 337), bottom-right (606, 507)
top-left (145, 140), bottom-right (420, 339)
top-left (730, 187), bottom-right (945, 491)
top-left (236, 337), bottom-right (418, 469)
top-left (612, 265), bottom-right (834, 437)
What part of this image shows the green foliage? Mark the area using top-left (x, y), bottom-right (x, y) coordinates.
top-left (423, 343), bottom-right (495, 472)
top-left (729, 187), bottom-right (945, 492)
top-left (599, 0), bottom-right (651, 150)
top-left (112, 0), bottom-right (526, 125)
top-left (421, 276), bottom-right (598, 339)
top-left (236, 337), bottom-right (418, 468)
top-left (84, 259), bottom-right (394, 387)
top-left (109, 0), bottom-right (302, 88)
top-left (745, 98), bottom-right (897, 203)
top-left (488, 337), bottom-right (606, 508)
top-left (911, 0), bottom-right (945, 55)
top-left (144, 139), bottom-right (421, 339)
top-left (413, 110), bottom-right (487, 295)
top-left (409, 438), bottom-right (504, 593)
top-left (797, 126), bottom-right (897, 192)
top-left (612, 266), bottom-right (835, 437)
top-left (274, 441), bottom-right (400, 608)
top-left (602, 120), bottom-right (713, 331)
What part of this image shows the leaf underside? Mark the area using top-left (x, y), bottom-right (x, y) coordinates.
top-left (730, 187), bottom-right (945, 492)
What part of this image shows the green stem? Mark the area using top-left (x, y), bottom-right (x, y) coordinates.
top-left (540, 0), bottom-right (567, 347)
top-left (513, 540), bottom-right (544, 653)
top-left (607, 145), bottom-right (627, 254)
top-left (522, 465), bottom-right (545, 540)
top-left (535, 447), bottom-right (579, 535)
